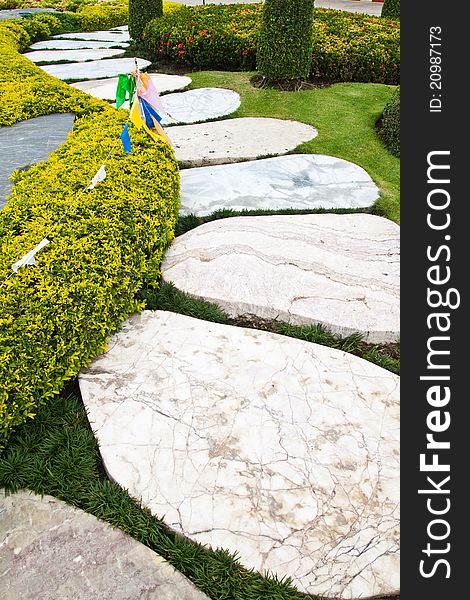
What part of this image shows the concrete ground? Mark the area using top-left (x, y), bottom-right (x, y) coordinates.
top-left (171, 0), bottom-right (383, 16)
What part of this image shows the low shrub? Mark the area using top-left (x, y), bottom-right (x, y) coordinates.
top-left (0, 21), bottom-right (180, 449)
top-left (382, 0), bottom-right (400, 20)
top-left (257, 0), bottom-right (314, 83)
top-left (377, 87), bottom-right (400, 157)
top-left (143, 4), bottom-right (400, 84)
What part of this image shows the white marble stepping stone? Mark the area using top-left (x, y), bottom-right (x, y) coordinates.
top-left (29, 39), bottom-right (129, 50)
top-left (180, 154), bottom-right (379, 215)
top-left (0, 491), bottom-right (209, 600)
top-left (53, 30), bottom-right (130, 43)
top-left (79, 310), bottom-right (400, 600)
top-left (24, 47), bottom-right (126, 63)
top-left (162, 214), bottom-right (400, 343)
top-left (40, 57), bottom-right (151, 81)
top-left (71, 73), bottom-right (192, 98)
top-left (169, 118), bottom-right (317, 166)
top-left (161, 88), bottom-right (240, 125)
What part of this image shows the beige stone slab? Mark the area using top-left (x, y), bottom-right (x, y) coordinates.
top-left (79, 310), bottom-right (400, 599)
top-left (168, 117), bottom-right (318, 166)
top-left (0, 491), bottom-right (209, 600)
top-left (162, 214), bottom-right (400, 343)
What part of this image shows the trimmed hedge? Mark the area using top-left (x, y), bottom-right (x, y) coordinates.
top-left (382, 0), bottom-right (400, 20)
top-left (129, 0), bottom-right (162, 41)
top-left (0, 20), bottom-right (180, 449)
top-left (257, 0), bottom-right (315, 82)
top-left (143, 4), bottom-right (400, 84)
top-left (377, 87), bottom-right (400, 157)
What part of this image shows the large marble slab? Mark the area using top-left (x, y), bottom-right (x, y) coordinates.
top-left (24, 48), bottom-right (126, 63)
top-left (162, 214), bottom-right (400, 343)
top-left (72, 73), bottom-right (192, 98)
top-left (180, 154), bottom-right (379, 215)
top-left (0, 113), bottom-right (75, 209)
top-left (29, 39), bottom-right (129, 50)
top-left (169, 118), bottom-right (318, 166)
top-left (161, 87), bottom-right (240, 125)
top-left (0, 491), bottom-right (209, 600)
top-left (79, 310), bottom-right (400, 599)
top-left (40, 57), bottom-right (151, 81)
top-left (53, 30), bottom-right (131, 43)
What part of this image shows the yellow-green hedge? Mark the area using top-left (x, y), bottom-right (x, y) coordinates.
top-left (0, 22), bottom-right (180, 449)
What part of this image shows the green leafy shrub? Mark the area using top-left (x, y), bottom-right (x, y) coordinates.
top-left (382, 0), bottom-right (400, 20)
top-left (257, 0), bottom-right (315, 82)
top-left (0, 21), bottom-right (180, 449)
top-left (143, 4), bottom-right (400, 84)
top-left (129, 0), bottom-right (162, 41)
top-left (377, 87), bottom-right (400, 157)
top-left (75, 4), bottom-right (128, 31)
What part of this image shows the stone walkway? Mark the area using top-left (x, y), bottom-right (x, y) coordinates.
top-left (7, 22), bottom-right (399, 599)
top-left (0, 491), bottom-right (210, 600)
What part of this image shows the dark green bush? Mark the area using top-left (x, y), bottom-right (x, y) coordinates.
top-left (143, 4), bottom-right (400, 84)
top-left (0, 20), bottom-right (180, 449)
top-left (382, 0), bottom-right (400, 20)
top-left (257, 0), bottom-right (314, 82)
top-left (129, 0), bottom-right (162, 40)
top-left (377, 87), bottom-right (400, 157)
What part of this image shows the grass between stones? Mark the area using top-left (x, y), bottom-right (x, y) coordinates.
top-left (140, 282), bottom-right (400, 375)
top-left (183, 72), bottom-right (400, 223)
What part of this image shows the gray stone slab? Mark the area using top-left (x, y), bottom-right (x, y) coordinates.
top-left (29, 39), bottom-right (130, 51)
top-left (71, 73), bottom-right (192, 99)
top-left (0, 491), bottom-right (210, 600)
top-left (162, 214), bottom-right (400, 343)
top-left (39, 57), bottom-right (151, 81)
top-left (169, 118), bottom-right (318, 166)
top-left (79, 310), bottom-right (400, 600)
top-left (53, 30), bottom-right (131, 43)
top-left (161, 87), bottom-right (240, 125)
top-left (0, 113), bottom-right (75, 209)
top-left (180, 154), bottom-right (379, 215)
top-left (24, 48), bottom-right (126, 64)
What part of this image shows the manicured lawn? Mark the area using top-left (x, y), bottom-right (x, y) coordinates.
top-left (186, 71), bottom-right (400, 223)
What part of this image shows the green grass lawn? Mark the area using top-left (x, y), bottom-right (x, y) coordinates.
top-left (185, 71), bottom-right (400, 223)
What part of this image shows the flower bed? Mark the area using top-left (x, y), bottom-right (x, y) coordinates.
top-left (143, 4), bottom-right (400, 84)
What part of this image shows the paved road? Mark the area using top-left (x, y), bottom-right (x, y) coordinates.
top-left (171, 0), bottom-right (383, 16)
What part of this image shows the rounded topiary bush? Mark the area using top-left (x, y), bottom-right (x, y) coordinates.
top-left (377, 88), bottom-right (400, 157)
top-left (257, 0), bottom-right (315, 82)
top-left (129, 0), bottom-right (163, 41)
top-left (382, 0), bottom-right (400, 20)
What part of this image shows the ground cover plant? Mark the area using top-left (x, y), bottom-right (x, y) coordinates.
top-left (143, 4), bottom-right (400, 85)
top-left (0, 17), bottom-right (180, 449)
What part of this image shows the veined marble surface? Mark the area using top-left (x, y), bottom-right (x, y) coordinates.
top-left (179, 154), bottom-right (379, 215)
top-left (29, 39), bottom-right (129, 50)
top-left (24, 47), bottom-right (126, 63)
top-left (40, 57), bottom-right (151, 81)
top-left (0, 491), bottom-right (210, 600)
top-left (162, 214), bottom-right (400, 343)
top-left (169, 118), bottom-right (318, 166)
top-left (79, 310), bottom-right (400, 599)
top-left (53, 30), bottom-right (131, 43)
top-left (161, 87), bottom-right (240, 125)
top-left (71, 73), bottom-right (192, 98)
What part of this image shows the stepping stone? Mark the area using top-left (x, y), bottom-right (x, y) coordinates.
top-left (24, 48), bottom-right (126, 64)
top-left (39, 58), bottom-right (151, 82)
top-left (53, 30), bottom-right (131, 43)
top-left (29, 39), bottom-right (129, 50)
top-left (79, 310), bottom-right (400, 600)
top-left (0, 491), bottom-right (209, 600)
top-left (71, 73), bottom-right (192, 98)
top-left (169, 117), bottom-right (318, 166)
top-left (180, 154), bottom-right (379, 215)
top-left (162, 214), bottom-right (400, 343)
top-left (0, 113), bottom-right (75, 209)
top-left (161, 88), bottom-right (240, 125)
